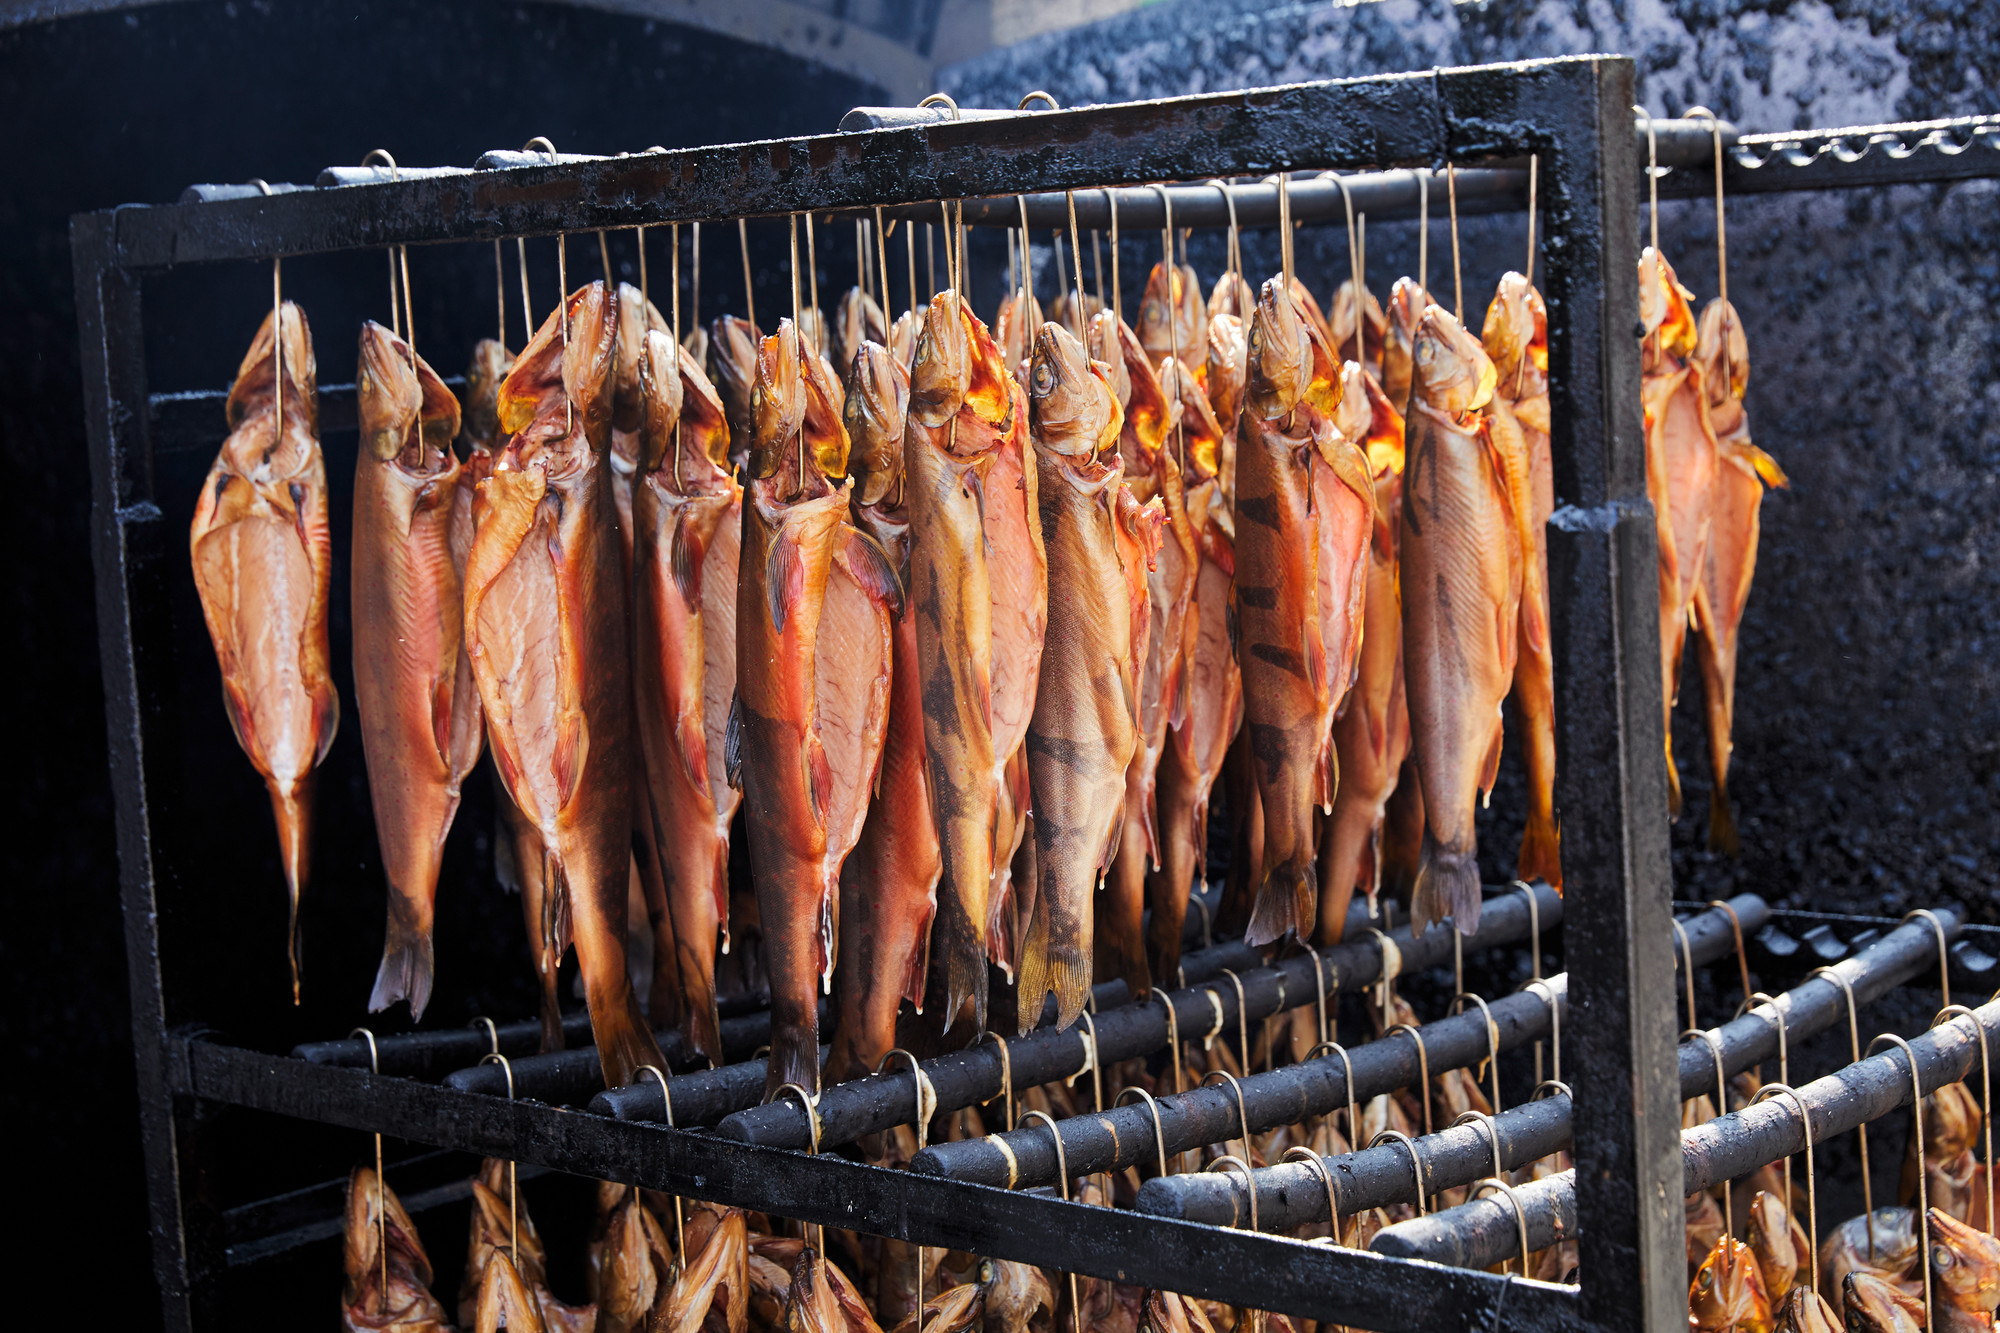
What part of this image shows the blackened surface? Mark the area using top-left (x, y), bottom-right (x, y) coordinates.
top-left (10, 3), bottom-right (873, 1327)
top-left (948, 0), bottom-right (2000, 924)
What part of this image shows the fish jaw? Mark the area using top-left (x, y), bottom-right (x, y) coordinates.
top-left (1401, 395), bottom-right (1521, 937)
top-left (1691, 1236), bottom-right (1774, 1333)
top-left (1844, 1272), bottom-right (1926, 1333)
top-left (190, 301), bottom-right (336, 1001)
top-left (1928, 1206), bottom-right (2000, 1322)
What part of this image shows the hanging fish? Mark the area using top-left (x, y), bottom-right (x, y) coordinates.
top-left (735, 318), bottom-right (898, 1096)
top-left (1233, 279), bottom-right (1370, 946)
top-left (1843, 1272), bottom-right (1925, 1333)
top-left (1381, 278), bottom-right (1430, 416)
top-left (832, 286), bottom-right (888, 373)
top-left (343, 1167), bottom-right (452, 1333)
top-left (463, 280), bottom-right (664, 1088)
top-left (1138, 257), bottom-right (1208, 374)
top-left (1209, 270), bottom-right (1256, 324)
top-left (995, 287), bottom-right (1045, 377)
top-left (1639, 247), bottom-right (1720, 817)
top-left (1017, 321), bottom-right (1153, 1031)
top-left (1691, 1235), bottom-right (1774, 1333)
top-left (1926, 1207), bottom-right (2000, 1333)
top-left (458, 1159), bottom-right (594, 1333)
top-left (1402, 304), bottom-right (1518, 937)
top-left (189, 301), bottom-right (337, 1001)
top-left (632, 317), bottom-right (742, 1066)
top-left (352, 320), bottom-right (472, 1021)
top-left (905, 292), bottom-right (1013, 1032)
top-left (1204, 311), bottom-right (1248, 504)
top-left (1145, 357), bottom-right (1237, 986)
top-left (1482, 271), bottom-right (1562, 890)
top-left (1327, 277), bottom-right (1387, 380)
top-left (1691, 295), bottom-right (1786, 854)
top-left (1776, 1289), bottom-right (1842, 1333)
top-left (828, 339), bottom-right (940, 1082)
top-left (709, 313), bottom-right (762, 469)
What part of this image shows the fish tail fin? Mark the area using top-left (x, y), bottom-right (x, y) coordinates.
top-left (1707, 782), bottom-right (1741, 857)
top-left (1516, 810), bottom-right (1563, 894)
top-left (936, 893), bottom-right (990, 1036)
top-left (367, 905), bottom-right (436, 1020)
top-left (1665, 731), bottom-right (1685, 818)
top-left (761, 1028), bottom-right (826, 1103)
top-left (1244, 854), bottom-right (1315, 947)
top-left (1410, 830), bottom-right (1482, 937)
top-left (590, 984), bottom-right (668, 1090)
top-left (268, 778), bottom-right (314, 1004)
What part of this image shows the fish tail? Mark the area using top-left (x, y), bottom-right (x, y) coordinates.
top-left (1410, 830), bottom-right (1482, 937)
top-left (1244, 853), bottom-right (1315, 947)
top-left (367, 902), bottom-right (436, 1020)
top-left (1665, 731), bottom-right (1685, 818)
top-left (761, 1027), bottom-right (826, 1103)
top-left (1516, 810), bottom-right (1563, 894)
top-left (589, 983), bottom-right (668, 1090)
top-left (268, 777), bottom-right (314, 1004)
top-left (934, 893), bottom-right (990, 1036)
top-left (1707, 782), bottom-right (1741, 857)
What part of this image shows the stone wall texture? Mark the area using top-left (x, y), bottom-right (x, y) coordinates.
top-left (946, 0), bottom-right (2000, 920)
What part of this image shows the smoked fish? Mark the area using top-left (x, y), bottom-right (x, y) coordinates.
top-left (735, 318), bottom-right (897, 1095)
top-left (1483, 271), bottom-right (1562, 889)
top-left (189, 301), bottom-right (337, 1001)
top-left (463, 280), bottom-right (665, 1088)
top-left (995, 288), bottom-right (1045, 377)
top-left (1018, 321), bottom-right (1151, 1030)
top-left (1234, 279), bottom-right (1371, 946)
top-left (828, 339), bottom-right (942, 1082)
top-left (344, 1166), bottom-right (452, 1332)
top-left (1381, 278), bottom-right (1430, 415)
top-left (832, 286), bottom-right (888, 374)
top-left (1691, 296), bottom-right (1786, 854)
top-left (1327, 278), bottom-right (1387, 379)
top-left (1639, 247), bottom-right (1720, 817)
top-left (905, 292), bottom-right (1013, 1032)
top-left (1138, 258), bottom-right (1208, 374)
top-left (352, 320), bottom-right (473, 1020)
top-left (1402, 305), bottom-right (1518, 937)
top-left (632, 318), bottom-right (743, 1066)
top-left (1209, 270), bottom-right (1256, 324)
top-left (710, 314), bottom-right (762, 469)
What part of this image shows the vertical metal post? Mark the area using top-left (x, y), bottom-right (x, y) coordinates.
top-left (72, 213), bottom-right (211, 1333)
top-left (1515, 58), bottom-right (1680, 1333)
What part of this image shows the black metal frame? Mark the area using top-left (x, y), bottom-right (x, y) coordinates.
top-left (95, 55), bottom-right (2000, 1333)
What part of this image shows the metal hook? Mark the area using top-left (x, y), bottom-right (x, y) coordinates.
top-left (877, 1048), bottom-right (940, 1150)
top-left (980, 1031), bottom-right (1015, 1132)
top-left (350, 1027), bottom-right (387, 1310)
top-left (1685, 1027), bottom-right (1732, 1236)
top-left (471, 1015), bottom-right (500, 1056)
top-left (1387, 1023), bottom-right (1435, 1137)
top-left (1683, 105), bottom-right (1729, 312)
top-left (1202, 1068), bottom-right (1252, 1162)
top-left (1453, 1108), bottom-right (1507, 1182)
top-left (1632, 104), bottom-right (1660, 256)
top-left (1368, 1128), bottom-right (1430, 1216)
top-left (1282, 1146), bottom-right (1341, 1240)
top-left (1751, 1082), bottom-right (1819, 1295)
top-left (1154, 994), bottom-right (1184, 1097)
top-left (918, 92), bottom-right (962, 118)
top-left (1868, 1033), bottom-right (1933, 1327)
top-left (1217, 968), bottom-right (1250, 1071)
top-left (1672, 918), bottom-right (1698, 1033)
top-left (1209, 1155), bottom-right (1259, 1233)
top-left (635, 1065), bottom-right (685, 1257)
top-left (1117, 1086), bottom-right (1171, 1178)
top-left (1200, 987), bottom-right (1227, 1053)
top-left (1311, 952), bottom-right (1333, 1049)
top-left (1365, 928), bottom-right (1402, 1021)
top-left (1736, 990), bottom-right (1789, 1086)
top-left (1905, 909), bottom-right (1954, 1010)
top-left (1017, 91), bottom-right (1060, 111)
top-left (1449, 992), bottom-right (1503, 1114)
top-left (1706, 900), bottom-right (1752, 1018)
top-left (1811, 966), bottom-right (1877, 1256)
top-left (1066, 1012), bottom-right (1103, 1114)
top-left (1933, 1005), bottom-right (1994, 1234)
top-left (479, 1052), bottom-right (521, 1266)
top-left (1306, 1041), bottom-right (1361, 1148)
top-left (1019, 1109), bottom-right (1082, 1333)
top-left (1518, 978), bottom-right (1561, 1086)
top-left (1473, 1176), bottom-right (1534, 1278)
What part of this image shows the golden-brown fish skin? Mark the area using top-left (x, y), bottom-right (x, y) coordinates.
top-left (1382, 279), bottom-right (1429, 416)
top-left (1776, 1289), bottom-right (1842, 1333)
top-left (830, 341), bottom-right (941, 1083)
top-left (661, 1206), bottom-right (751, 1333)
top-left (190, 301), bottom-right (336, 1001)
top-left (1748, 1189), bottom-right (1812, 1304)
top-left (1691, 1236), bottom-right (1774, 1333)
top-left (1139, 260), bottom-right (1208, 372)
top-left (710, 313), bottom-right (762, 468)
top-left (906, 293), bottom-right (1012, 1031)
top-left (1327, 278), bottom-right (1387, 378)
top-left (632, 325), bottom-right (743, 1065)
top-left (1018, 321), bottom-right (1147, 1030)
top-left (1844, 1272), bottom-right (1926, 1333)
top-left (464, 280), bottom-right (664, 1089)
top-left (833, 286), bottom-right (888, 374)
top-left (1402, 304), bottom-right (1516, 937)
top-left (1639, 247), bottom-right (1718, 817)
top-left (343, 1166), bottom-right (453, 1333)
top-left (352, 320), bottom-right (469, 1020)
top-left (1482, 271), bottom-right (1561, 890)
top-left (1927, 1206), bottom-right (2000, 1333)
top-left (738, 318), bottom-right (899, 1095)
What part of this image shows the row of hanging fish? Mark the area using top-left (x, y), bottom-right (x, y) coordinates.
top-left (1638, 246), bottom-right (1787, 849)
top-left (190, 231), bottom-right (1571, 1095)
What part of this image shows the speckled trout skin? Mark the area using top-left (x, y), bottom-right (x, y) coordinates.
top-left (1402, 304), bottom-right (1517, 939)
top-left (828, 339), bottom-right (942, 1083)
top-left (1482, 271), bottom-right (1562, 891)
top-left (905, 292), bottom-right (1012, 1033)
top-left (464, 281), bottom-right (664, 1090)
top-left (736, 318), bottom-right (898, 1097)
top-left (631, 321), bottom-right (741, 1067)
top-left (189, 302), bottom-right (337, 1002)
top-left (352, 320), bottom-right (469, 1022)
top-left (1639, 246), bottom-right (1719, 817)
top-left (1018, 322), bottom-right (1150, 1031)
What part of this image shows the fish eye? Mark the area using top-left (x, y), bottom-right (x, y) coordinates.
top-left (1935, 1248), bottom-right (1954, 1270)
top-left (1031, 359), bottom-right (1055, 397)
top-left (1697, 1268), bottom-right (1713, 1289)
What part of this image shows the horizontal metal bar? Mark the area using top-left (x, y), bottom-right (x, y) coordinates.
top-left (1142, 899), bottom-right (1945, 1228)
top-left (1374, 991), bottom-right (2000, 1270)
top-left (1704, 114), bottom-right (2000, 195)
top-left (293, 1010), bottom-right (590, 1078)
top-left (171, 1038), bottom-right (1584, 1333)
top-left (916, 171), bottom-right (1524, 231)
top-left (712, 885), bottom-right (1557, 1156)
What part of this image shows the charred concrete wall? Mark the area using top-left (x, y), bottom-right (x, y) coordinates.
top-left (945, 0), bottom-right (2000, 920)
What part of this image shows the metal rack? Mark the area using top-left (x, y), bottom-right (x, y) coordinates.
top-left (74, 54), bottom-right (2000, 1333)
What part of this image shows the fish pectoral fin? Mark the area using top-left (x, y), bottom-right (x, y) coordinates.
top-left (677, 708), bottom-right (711, 795)
top-left (805, 732), bottom-right (833, 831)
top-left (430, 673), bottom-right (455, 771)
top-left (839, 525), bottom-right (905, 619)
top-left (724, 693), bottom-right (744, 791)
top-left (670, 518), bottom-right (706, 607)
top-left (765, 530), bottom-right (805, 634)
top-left (1478, 715), bottom-right (1505, 800)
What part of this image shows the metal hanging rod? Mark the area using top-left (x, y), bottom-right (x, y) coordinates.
top-left (1140, 903), bottom-right (1959, 1229)
top-left (1376, 990), bottom-right (2000, 1271)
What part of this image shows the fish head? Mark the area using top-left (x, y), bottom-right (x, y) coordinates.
top-left (1927, 1083), bottom-right (1984, 1162)
top-left (1088, 310), bottom-right (1133, 409)
top-left (909, 292), bottom-right (972, 427)
top-left (1481, 271), bottom-right (1547, 389)
top-left (832, 285), bottom-right (886, 371)
top-left (1117, 318), bottom-right (1173, 461)
top-left (843, 339), bottom-right (912, 505)
top-left (1690, 1236), bottom-right (1771, 1333)
top-left (1777, 1290), bottom-right (1843, 1333)
top-left (1639, 247), bottom-right (1700, 359)
top-left (1748, 1190), bottom-right (1801, 1293)
top-left (981, 1259), bottom-right (1055, 1333)
top-left (795, 306), bottom-right (830, 362)
top-left (1030, 321), bottom-right (1124, 460)
top-left (1205, 311), bottom-right (1247, 427)
top-left (494, 284), bottom-right (616, 468)
top-left (561, 281), bottom-right (620, 453)
top-left (708, 314), bottom-right (762, 461)
top-left (1162, 356), bottom-right (1224, 483)
top-left (1411, 304), bottom-right (1497, 419)
top-left (1696, 298), bottom-right (1750, 401)
top-left (461, 338), bottom-right (515, 453)
top-left (357, 320), bottom-right (424, 461)
top-left (1245, 276), bottom-right (1311, 420)
top-left (680, 322), bottom-right (710, 372)
top-left (1383, 278), bottom-right (1430, 406)
top-left (1329, 361), bottom-right (1372, 447)
top-left (800, 344), bottom-right (851, 479)
top-left (1843, 1272), bottom-right (1926, 1333)
top-left (1139, 261), bottom-right (1207, 364)
top-left (997, 289), bottom-right (1046, 370)
top-left (344, 1166), bottom-right (432, 1291)
top-left (226, 299), bottom-right (318, 435)
top-left (748, 319), bottom-right (809, 481)
top-left (1928, 1206), bottom-right (2000, 1310)
top-left (636, 327), bottom-right (685, 474)
top-left (888, 308), bottom-right (919, 369)
top-left (1329, 278), bottom-right (1386, 368)
top-left (474, 1250), bottom-right (547, 1333)
top-left (1209, 269), bottom-right (1256, 322)
top-left (613, 281), bottom-right (663, 436)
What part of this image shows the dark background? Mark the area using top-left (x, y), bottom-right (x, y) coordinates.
top-left (9, 0), bottom-right (1999, 1324)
